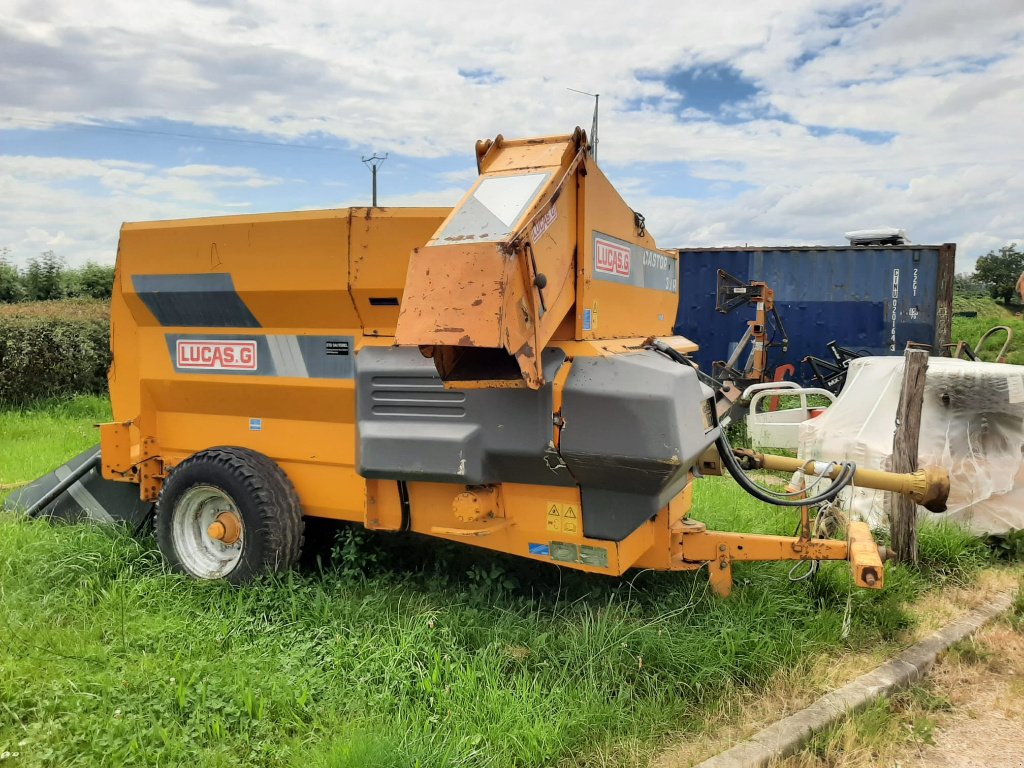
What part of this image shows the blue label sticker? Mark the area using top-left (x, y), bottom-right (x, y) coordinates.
top-left (528, 543), bottom-right (550, 557)
top-left (249, 418), bottom-right (262, 432)
top-left (582, 308), bottom-right (592, 331)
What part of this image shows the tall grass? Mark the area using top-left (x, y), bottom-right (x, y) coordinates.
top-left (0, 481), bottom-right (988, 767)
top-left (950, 295), bottom-right (1023, 365)
top-left (0, 395), bottom-right (110, 493)
top-left (0, 398), bottom-right (995, 767)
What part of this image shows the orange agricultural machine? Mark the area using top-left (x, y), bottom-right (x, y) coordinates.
top-left (9, 129), bottom-right (949, 596)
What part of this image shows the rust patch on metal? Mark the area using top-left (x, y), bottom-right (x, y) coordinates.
top-left (443, 234), bottom-right (488, 243)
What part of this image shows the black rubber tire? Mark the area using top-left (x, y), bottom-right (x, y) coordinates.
top-left (155, 447), bottom-right (304, 584)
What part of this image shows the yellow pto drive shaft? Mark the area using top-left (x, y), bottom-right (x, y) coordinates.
top-left (678, 447), bottom-right (953, 596)
top-left (735, 449), bottom-right (951, 513)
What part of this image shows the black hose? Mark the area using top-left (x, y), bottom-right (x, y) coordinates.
top-left (715, 432), bottom-right (857, 507)
top-left (648, 339), bottom-right (688, 365)
top-left (647, 338), bottom-right (857, 507)
top-left (647, 340), bottom-right (720, 390)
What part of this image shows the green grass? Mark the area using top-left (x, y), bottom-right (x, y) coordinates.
top-left (950, 295), bottom-right (1024, 365)
top-left (0, 395), bottom-right (110, 492)
top-left (0, 400), bottom-right (992, 768)
top-left (798, 681), bottom-right (954, 764)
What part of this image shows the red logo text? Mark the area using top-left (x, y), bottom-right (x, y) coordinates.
top-left (176, 340), bottom-right (257, 371)
top-left (594, 238), bottom-right (631, 276)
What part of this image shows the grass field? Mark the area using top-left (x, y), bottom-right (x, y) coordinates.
top-left (950, 295), bottom-right (1024, 365)
top-left (0, 398), bottom-right (992, 767)
top-left (0, 395), bottom-right (110, 492)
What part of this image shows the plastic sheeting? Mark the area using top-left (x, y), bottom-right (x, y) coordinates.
top-left (798, 356), bottom-right (1024, 534)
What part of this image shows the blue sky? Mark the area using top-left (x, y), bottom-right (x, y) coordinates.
top-left (1, 118), bottom-right (463, 210)
top-left (1, 0), bottom-right (1022, 271)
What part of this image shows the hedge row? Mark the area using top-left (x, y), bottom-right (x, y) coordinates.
top-left (0, 300), bottom-right (111, 406)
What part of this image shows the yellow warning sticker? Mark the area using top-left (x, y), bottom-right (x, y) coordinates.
top-left (562, 504), bottom-right (578, 535)
top-left (544, 502), bottom-right (581, 537)
top-left (546, 503), bottom-right (561, 532)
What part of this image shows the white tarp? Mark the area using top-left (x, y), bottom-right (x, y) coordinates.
top-left (798, 356), bottom-right (1024, 534)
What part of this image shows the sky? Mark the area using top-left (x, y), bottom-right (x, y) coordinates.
top-left (1, 0), bottom-right (1022, 273)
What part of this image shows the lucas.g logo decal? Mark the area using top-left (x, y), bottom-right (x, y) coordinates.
top-left (591, 232), bottom-right (677, 292)
top-left (594, 237), bottom-right (631, 276)
top-left (176, 339), bottom-right (257, 371)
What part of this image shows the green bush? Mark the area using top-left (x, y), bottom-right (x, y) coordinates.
top-left (984, 529), bottom-right (1024, 562)
top-left (0, 300), bottom-right (110, 406)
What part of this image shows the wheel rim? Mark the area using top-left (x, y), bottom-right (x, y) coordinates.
top-left (171, 484), bottom-right (244, 579)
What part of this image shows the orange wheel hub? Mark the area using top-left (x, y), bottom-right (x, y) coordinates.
top-left (207, 511), bottom-right (242, 545)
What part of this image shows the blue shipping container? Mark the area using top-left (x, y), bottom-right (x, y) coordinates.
top-left (673, 245), bottom-right (956, 387)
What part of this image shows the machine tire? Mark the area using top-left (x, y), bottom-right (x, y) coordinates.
top-left (155, 447), bottom-right (303, 584)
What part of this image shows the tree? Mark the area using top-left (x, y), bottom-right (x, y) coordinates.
top-left (23, 250), bottom-right (66, 301)
top-left (953, 271), bottom-right (987, 297)
top-left (75, 262), bottom-right (116, 300)
top-left (973, 243), bottom-right (1024, 304)
top-left (0, 247), bottom-right (23, 302)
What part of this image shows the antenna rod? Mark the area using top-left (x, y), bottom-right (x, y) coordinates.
top-left (361, 153), bottom-right (388, 207)
top-left (567, 88), bottom-right (599, 161)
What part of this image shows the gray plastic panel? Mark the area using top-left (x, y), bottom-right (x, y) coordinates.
top-left (133, 273), bottom-right (261, 327)
top-left (4, 445), bottom-right (153, 530)
top-left (356, 347), bottom-right (573, 486)
top-left (560, 350), bottom-right (719, 541)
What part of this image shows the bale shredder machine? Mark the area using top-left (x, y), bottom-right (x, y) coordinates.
top-left (10, 129), bottom-right (949, 596)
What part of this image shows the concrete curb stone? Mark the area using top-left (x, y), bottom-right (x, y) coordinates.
top-left (681, 590), bottom-right (1017, 768)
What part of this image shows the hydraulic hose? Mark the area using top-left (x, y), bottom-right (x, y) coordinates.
top-left (647, 340), bottom-right (720, 390)
top-left (715, 432), bottom-right (857, 507)
top-left (647, 338), bottom-right (858, 507)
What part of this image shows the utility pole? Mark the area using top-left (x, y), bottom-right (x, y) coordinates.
top-left (567, 88), bottom-right (599, 161)
top-left (361, 153), bottom-right (388, 207)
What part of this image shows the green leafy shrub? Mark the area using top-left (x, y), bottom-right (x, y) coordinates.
top-left (984, 529), bottom-right (1024, 562)
top-left (0, 300), bottom-right (110, 406)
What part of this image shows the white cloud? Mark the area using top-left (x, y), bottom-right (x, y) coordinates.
top-left (167, 163), bottom-right (268, 178)
top-left (0, 0), bottom-right (1022, 270)
top-left (0, 155), bottom-right (284, 265)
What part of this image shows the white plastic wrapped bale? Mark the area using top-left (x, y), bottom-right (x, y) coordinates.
top-left (797, 356), bottom-right (1024, 534)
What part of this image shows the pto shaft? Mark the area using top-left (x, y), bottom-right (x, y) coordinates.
top-left (737, 450), bottom-right (950, 513)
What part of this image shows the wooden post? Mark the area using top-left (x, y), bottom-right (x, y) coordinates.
top-left (890, 346), bottom-right (930, 565)
top-left (933, 243), bottom-right (956, 351)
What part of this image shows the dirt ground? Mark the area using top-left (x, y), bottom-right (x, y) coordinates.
top-left (650, 570), bottom-right (1022, 768)
top-left (773, 602), bottom-right (1024, 768)
top-left (899, 622), bottom-right (1024, 768)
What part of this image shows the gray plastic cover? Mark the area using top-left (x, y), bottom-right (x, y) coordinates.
top-left (356, 346), bottom-right (573, 486)
top-left (4, 445), bottom-right (154, 530)
top-left (559, 350), bottom-right (719, 541)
